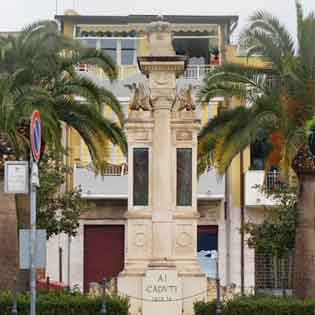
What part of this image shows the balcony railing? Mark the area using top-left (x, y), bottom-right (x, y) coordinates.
top-left (75, 162), bottom-right (128, 176)
top-left (75, 64), bottom-right (139, 80)
top-left (74, 164), bottom-right (225, 199)
top-left (265, 170), bottom-right (282, 192)
top-left (183, 65), bottom-right (215, 80)
top-left (73, 163), bottom-right (128, 198)
top-left (76, 64), bottom-right (215, 81)
top-left (245, 170), bottom-right (280, 207)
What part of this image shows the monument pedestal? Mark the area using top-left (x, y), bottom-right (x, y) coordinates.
top-left (118, 211), bottom-right (207, 315)
top-left (119, 267), bottom-right (207, 315)
top-left (118, 21), bottom-right (207, 315)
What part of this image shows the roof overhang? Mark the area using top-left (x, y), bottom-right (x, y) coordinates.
top-left (55, 14), bottom-right (238, 26)
top-left (55, 14), bottom-right (238, 35)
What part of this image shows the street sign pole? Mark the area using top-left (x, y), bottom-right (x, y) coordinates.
top-left (29, 111), bottom-right (41, 315)
top-left (30, 158), bottom-right (38, 315)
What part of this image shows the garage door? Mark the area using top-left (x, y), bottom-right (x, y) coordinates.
top-left (84, 225), bottom-right (125, 292)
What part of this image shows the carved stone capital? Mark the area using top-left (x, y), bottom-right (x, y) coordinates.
top-left (147, 22), bottom-right (175, 56)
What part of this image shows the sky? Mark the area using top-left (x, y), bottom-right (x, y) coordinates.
top-left (1, 0), bottom-right (314, 42)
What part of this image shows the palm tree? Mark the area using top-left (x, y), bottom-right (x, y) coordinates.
top-left (0, 21), bottom-right (127, 159)
top-left (0, 21), bottom-right (127, 291)
top-left (0, 76), bottom-right (23, 291)
top-left (198, 1), bottom-right (315, 298)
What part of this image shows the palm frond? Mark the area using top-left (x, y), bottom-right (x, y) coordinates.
top-left (247, 10), bottom-right (295, 54)
top-left (199, 63), bottom-right (276, 103)
top-left (0, 20), bottom-right (126, 169)
top-left (70, 49), bottom-right (118, 82)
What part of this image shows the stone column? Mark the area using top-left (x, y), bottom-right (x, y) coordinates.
top-left (151, 104), bottom-right (172, 260)
top-left (151, 77), bottom-right (175, 262)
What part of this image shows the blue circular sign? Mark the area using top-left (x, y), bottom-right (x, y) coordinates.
top-left (30, 111), bottom-right (41, 162)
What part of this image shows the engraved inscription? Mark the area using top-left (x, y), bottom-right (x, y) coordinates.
top-left (143, 270), bottom-right (181, 302)
top-left (144, 273), bottom-right (178, 301)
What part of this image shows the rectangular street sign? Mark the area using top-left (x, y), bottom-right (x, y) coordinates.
top-left (19, 229), bottom-right (47, 269)
top-left (4, 161), bottom-right (29, 194)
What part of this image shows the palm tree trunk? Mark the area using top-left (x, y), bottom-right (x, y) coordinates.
top-left (15, 194), bottom-right (31, 292)
top-left (293, 145), bottom-right (315, 299)
top-left (0, 176), bottom-right (19, 291)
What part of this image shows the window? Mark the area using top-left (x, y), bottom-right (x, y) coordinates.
top-left (173, 37), bottom-right (210, 64)
top-left (255, 250), bottom-right (293, 293)
top-left (176, 148), bottom-right (192, 206)
top-left (79, 38), bottom-right (98, 49)
top-left (77, 38), bottom-right (137, 65)
top-left (133, 148), bottom-right (149, 206)
top-left (121, 39), bottom-right (136, 65)
top-left (250, 131), bottom-right (271, 170)
top-left (100, 38), bottom-right (117, 63)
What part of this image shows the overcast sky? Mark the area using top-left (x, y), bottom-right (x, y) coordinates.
top-left (1, 0), bottom-right (314, 42)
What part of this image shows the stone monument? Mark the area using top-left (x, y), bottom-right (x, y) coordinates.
top-left (117, 21), bottom-right (207, 315)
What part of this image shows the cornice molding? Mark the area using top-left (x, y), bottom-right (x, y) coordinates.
top-left (78, 23), bottom-right (218, 34)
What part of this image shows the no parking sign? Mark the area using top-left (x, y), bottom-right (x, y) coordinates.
top-left (30, 111), bottom-right (41, 162)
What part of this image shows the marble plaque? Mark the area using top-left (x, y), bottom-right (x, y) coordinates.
top-left (142, 269), bottom-right (182, 315)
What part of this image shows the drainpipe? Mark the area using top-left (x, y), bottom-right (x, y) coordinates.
top-left (64, 123), bottom-right (71, 288)
top-left (240, 151), bottom-right (245, 295)
top-left (225, 168), bottom-right (231, 287)
top-left (59, 246), bottom-right (63, 283)
top-left (67, 236), bottom-right (71, 287)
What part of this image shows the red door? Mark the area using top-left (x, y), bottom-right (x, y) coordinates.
top-left (84, 225), bottom-right (125, 292)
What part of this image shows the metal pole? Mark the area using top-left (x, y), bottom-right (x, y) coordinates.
top-left (30, 159), bottom-right (38, 315)
top-left (11, 277), bottom-right (18, 315)
top-left (59, 247), bottom-right (63, 283)
top-left (100, 278), bottom-right (107, 315)
top-left (216, 255), bottom-right (222, 315)
top-left (225, 167), bottom-right (231, 287)
top-left (240, 151), bottom-right (245, 295)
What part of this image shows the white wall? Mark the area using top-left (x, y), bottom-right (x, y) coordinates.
top-left (46, 219), bottom-right (125, 291)
top-left (46, 204), bottom-right (266, 293)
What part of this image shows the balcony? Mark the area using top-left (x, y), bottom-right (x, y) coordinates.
top-left (76, 64), bottom-right (215, 82)
top-left (197, 169), bottom-right (225, 200)
top-left (76, 64), bottom-right (140, 81)
top-left (183, 65), bottom-right (215, 80)
top-left (245, 170), bottom-right (280, 207)
top-left (74, 164), bottom-right (224, 200)
top-left (74, 164), bottom-right (128, 199)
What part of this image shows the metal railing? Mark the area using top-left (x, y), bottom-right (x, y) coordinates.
top-left (76, 63), bottom-right (216, 81)
top-left (75, 162), bottom-right (128, 176)
top-left (183, 65), bottom-right (215, 80)
top-left (265, 170), bottom-right (281, 192)
top-left (102, 163), bottom-right (128, 176)
top-left (75, 64), bottom-right (139, 80)
top-left (75, 64), bottom-right (110, 79)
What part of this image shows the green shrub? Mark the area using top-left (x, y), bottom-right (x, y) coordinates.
top-left (194, 296), bottom-right (315, 315)
top-left (194, 300), bottom-right (217, 315)
top-left (0, 291), bottom-right (129, 315)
